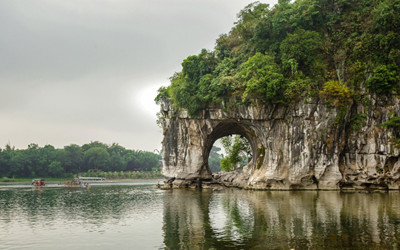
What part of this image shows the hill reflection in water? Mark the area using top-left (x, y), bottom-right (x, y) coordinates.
top-left (162, 189), bottom-right (400, 249)
top-left (0, 183), bottom-right (399, 249)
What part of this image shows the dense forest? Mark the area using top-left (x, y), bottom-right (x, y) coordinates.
top-left (156, 0), bottom-right (400, 146)
top-left (0, 141), bottom-right (162, 179)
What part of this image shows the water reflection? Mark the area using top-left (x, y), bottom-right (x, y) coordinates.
top-left (0, 184), bottom-right (164, 249)
top-left (162, 190), bottom-right (400, 249)
top-left (0, 186), bottom-right (159, 226)
top-left (1, 184), bottom-right (400, 249)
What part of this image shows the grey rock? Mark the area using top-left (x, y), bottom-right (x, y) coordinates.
top-left (158, 96), bottom-right (400, 190)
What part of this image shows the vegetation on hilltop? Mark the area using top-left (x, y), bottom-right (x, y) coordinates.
top-left (156, 0), bottom-right (400, 117)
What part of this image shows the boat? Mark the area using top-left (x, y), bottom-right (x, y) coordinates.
top-left (32, 179), bottom-right (45, 186)
top-left (64, 179), bottom-right (82, 188)
top-left (63, 176), bottom-right (104, 188)
top-left (77, 177), bottom-right (106, 182)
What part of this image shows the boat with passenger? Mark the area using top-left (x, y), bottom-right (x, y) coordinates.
top-left (64, 177), bottom-right (105, 188)
top-left (64, 179), bottom-right (82, 188)
top-left (32, 179), bottom-right (45, 186)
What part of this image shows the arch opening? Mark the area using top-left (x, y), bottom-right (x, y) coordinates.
top-left (208, 135), bottom-right (252, 173)
top-left (204, 121), bottom-right (257, 174)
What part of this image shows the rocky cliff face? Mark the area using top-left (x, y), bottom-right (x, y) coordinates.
top-left (158, 95), bottom-right (400, 190)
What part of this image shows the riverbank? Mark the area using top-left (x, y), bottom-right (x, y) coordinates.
top-left (0, 177), bottom-right (166, 185)
top-left (0, 177), bottom-right (70, 184)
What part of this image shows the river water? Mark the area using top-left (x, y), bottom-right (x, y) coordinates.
top-left (0, 181), bottom-right (399, 249)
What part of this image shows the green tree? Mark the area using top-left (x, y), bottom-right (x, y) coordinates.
top-left (168, 49), bottom-right (219, 116)
top-left (220, 136), bottom-right (252, 172)
top-left (237, 52), bottom-right (286, 103)
top-left (208, 146), bottom-right (223, 172)
top-left (232, 1), bottom-right (270, 41)
top-left (61, 144), bottom-right (84, 174)
top-left (280, 28), bottom-right (324, 76)
top-left (0, 144), bottom-right (14, 177)
top-left (48, 161), bottom-right (63, 177)
top-left (84, 147), bottom-right (110, 172)
top-left (81, 141), bottom-right (108, 152)
top-left (108, 143), bottom-right (128, 171)
top-left (125, 150), bottom-right (161, 172)
top-left (366, 64), bottom-right (400, 94)
top-left (37, 144), bottom-right (59, 177)
top-left (371, 0), bottom-right (400, 64)
top-left (9, 150), bottom-right (28, 177)
top-left (109, 153), bottom-right (126, 172)
top-left (157, 0), bottom-right (400, 118)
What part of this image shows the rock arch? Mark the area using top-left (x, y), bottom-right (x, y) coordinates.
top-left (203, 121), bottom-right (257, 168)
top-left (158, 98), bottom-right (400, 190)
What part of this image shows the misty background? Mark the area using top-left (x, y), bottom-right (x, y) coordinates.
top-left (0, 0), bottom-right (277, 151)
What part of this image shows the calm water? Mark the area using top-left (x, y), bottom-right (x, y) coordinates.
top-left (1, 182), bottom-right (400, 249)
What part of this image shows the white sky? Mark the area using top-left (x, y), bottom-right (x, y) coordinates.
top-left (0, 0), bottom-right (277, 151)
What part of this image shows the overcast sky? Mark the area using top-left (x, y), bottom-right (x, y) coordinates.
top-left (0, 0), bottom-right (277, 151)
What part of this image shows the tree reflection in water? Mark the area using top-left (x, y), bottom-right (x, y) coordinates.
top-left (162, 189), bottom-right (400, 249)
top-left (1, 185), bottom-right (399, 249)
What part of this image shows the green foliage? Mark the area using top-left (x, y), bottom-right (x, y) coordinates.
top-left (208, 146), bottom-right (223, 173)
top-left (165, 49), bottom-right (222, 116)
top-left (156, 0), bottom-right (400, 117)
top-left (371, 0), bottom-right (400, 64)
top-left (84, 147), bottom-right (110, 171)
top-left (284, 74), bottom-right (314, 101)
top-left (0, 144), bottom-right (14, 178)
top-left (0, 142), bottom-right (162, 178)
top-left (232, 2), bottom-right (270, 41)
top-left (219, 135), bottom-right (251, 172)
top-left (366, 64), bottom-right (400, 94)
top-left (0, 177), bottom-right (13, 182)
top-left (154, 86), bottom-right (169, 104)
top-left (219, 158), bottom-right (232, 172)
top-left (125, 150), bottom-right (161, 172)
top-left (256, 146), bottom-right (265, 169)
top-left (381, 116), bottom-right (400, 128)
top-left (381, 116), bottom-right (400, 148)
top-left (61, 144), bottom-right (83, 173)
top-left (81, 141), bottom-right (108, 152)
top-left (237, 52), bottom-right (287, 103)
top-left (372, 0), bottom-right (400, 32)
top-left (320, 81), bottom-right (352, 107)
top-left (350, 113), bottom-right (367, 132)
top-left (48, 161), bottom-right (63, 177)
top-left (182, 49), bottom-right (218, 82)
top-left (81, 170), bottom-right (163, 179)
top-left (280, 29), bottom-right (324, 76)
top-left (347, 61), bottom-right (367, 89)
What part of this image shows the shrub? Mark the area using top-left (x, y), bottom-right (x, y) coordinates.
top-left (381, 116), bottom-right (400, 148)
top-left (381, 116), bottom-right (400, 128)
top-left (320, 81), bottom-right (352, 107)
top-left (154, 86), bottom-right (170, 104)
top-left (366, 64), bottom-right (399, 94)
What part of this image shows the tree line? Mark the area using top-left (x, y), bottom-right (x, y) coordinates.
top-left (0, 141), bottom-right (161, 178)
